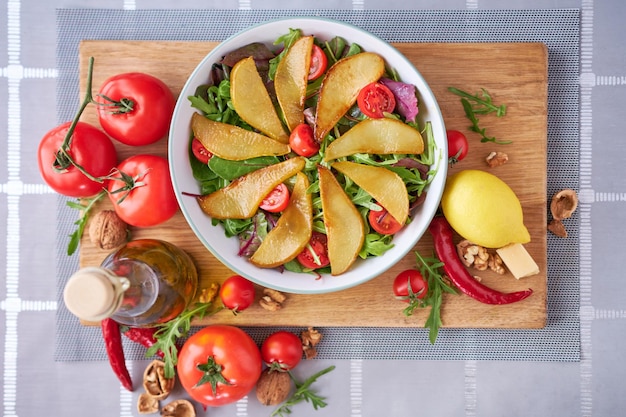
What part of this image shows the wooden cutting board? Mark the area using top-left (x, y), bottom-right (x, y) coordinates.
top-left (77, 40), bottom-right (548, 329)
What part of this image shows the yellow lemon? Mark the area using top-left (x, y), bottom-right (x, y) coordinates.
top-left (441, 169), bottom-right (530, 248)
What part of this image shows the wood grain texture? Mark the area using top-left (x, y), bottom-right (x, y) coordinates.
top-left (77, 40), bottom-right (548, 329)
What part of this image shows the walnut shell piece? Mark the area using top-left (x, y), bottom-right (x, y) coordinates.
top-left (548, 218), bottom-right (568, 238)
top-left (137, 392), bottom-right (159, 414)
top-left (550, 189), bottom-right (578, 221)
top-left (161, 399), bottom-right (196, 417)
top-left (256, 368), bottom-right (292, 406)
top-left (143, 360), bottom-right (175, 400)
top-left (88, 210), bottom-right (129, 250)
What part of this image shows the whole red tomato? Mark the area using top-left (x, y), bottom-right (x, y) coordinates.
top-left (96, 72), bottom-right (175, 146)
top-left (219, 275), bottom-right (256, 313)
top-left (178, 325), bottom-right (262, 407)
top-left (37, 121), bottom-right (117, 198)
top-left (261, 331), bottom-right (303, 370)
top-left (107, 154), bottom-right (178, 227)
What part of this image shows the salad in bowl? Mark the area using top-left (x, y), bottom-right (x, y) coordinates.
top-left (169, 17), bottom-right (447, 294)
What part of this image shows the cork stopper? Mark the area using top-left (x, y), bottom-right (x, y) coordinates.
top-left (63, 267), bottom-right (130, 322)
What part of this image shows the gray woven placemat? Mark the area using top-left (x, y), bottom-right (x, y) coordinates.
top-left (55, 9), bottom-right (580, 362)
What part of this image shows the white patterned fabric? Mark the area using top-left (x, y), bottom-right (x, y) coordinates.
top-left (2, 2), bottom-right (625, 417)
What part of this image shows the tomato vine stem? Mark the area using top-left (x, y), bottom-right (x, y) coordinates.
top-left (53, 57), bottom-right (100, 177)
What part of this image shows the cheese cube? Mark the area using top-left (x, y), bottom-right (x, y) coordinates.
top-left (496, 243), bottom-right (539, 279)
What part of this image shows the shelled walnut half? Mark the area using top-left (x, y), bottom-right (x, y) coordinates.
top-left (456, 240), bottom-right (506, 275)
top-left (301, 327), bottom-right (323, 359)
top-left (259, 288), bottom-right (286, 311)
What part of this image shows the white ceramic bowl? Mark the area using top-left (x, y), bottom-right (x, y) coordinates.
top-left (169, 17), bottom-right (447, 294)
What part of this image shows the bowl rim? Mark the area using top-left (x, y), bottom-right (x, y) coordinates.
top-left (168, 16), bottom-right (448, 294)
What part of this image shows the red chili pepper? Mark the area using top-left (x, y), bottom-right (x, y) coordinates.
top-left (428, 216), bottom-right (533, 305)
top-left (101, 318), bottom-right (133, 391)
top-left (122, 326), bottom-right (164, 358)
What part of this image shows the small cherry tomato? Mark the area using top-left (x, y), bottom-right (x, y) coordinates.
top-left (297, 231), bottom-right (330, 269)
top-left (368, 206), bottom-right (403, 235)
top-left (96, 72), bottom-right (175, 146)
top-left (446, 130), bottom-right (469, 164)
top-left (260, 183), bottom-right (290, 213)
top-left (393, 269), bottom-right (428, 301)
top-left (308, 44), bottom-right (328, 81)
top-left (261, 331), bottom-right (303, 371)
top-left (191, 137), bottom-right (213, 164)
top-left (289, 123), bottom-right (320, 157)
top-left (37, 121), bottom-right (118, 198)
top-left (357, 82), bottom-right (396, 118)
top-left (219, 275), bottom-right (256, 313)
top-left (177, 325), bottom-right (262, 407)
top-left (107, 154), bottom-right (178, 227)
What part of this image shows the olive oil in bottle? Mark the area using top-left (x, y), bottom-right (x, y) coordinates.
top-left (63, 239), bottom-right (198, 327)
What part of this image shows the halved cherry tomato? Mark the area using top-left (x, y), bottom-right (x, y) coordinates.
top-left (219, 275), bottom-right (256, 313)
top-left (446, 130), bottom-right (469, 164)
top-left (357, 82), bottom-right (396, 118)
top-left (261, 331), bottom-right (303, 371)
top-left (289, 123), bottom-right (320, 157)
top-left (191, 137), bottom-right (213, 164)
top-left (260, 183), bottom-right (290, 213)
top-left (308, 44), bottom-right (328, 81)
top-left (393, 269), bottom-right (428, 301)
top-left (368, 206), bottom-right (403, 235)
top-left (297, 231), bottom-right (330, 269)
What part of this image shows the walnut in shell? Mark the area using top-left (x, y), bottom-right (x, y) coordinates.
top-left (88, 210), bottom-right (129, 250)
top-left (256, 368), bottom-right (292, 406)
top-left (143, 360), bottom-right (175, 400)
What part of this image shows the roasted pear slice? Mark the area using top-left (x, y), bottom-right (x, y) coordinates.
top-left (249, 172), bottom-right (313, 268)
top-left (191, 113), bottom-right (290, 161)
top-left (314, 52), bottom-right (385, 142)
top-left (275, 36), bottom-right (313, 132)
top-left (197, 157), bottom-right (305, 219)
top-left (231, 56), bottom-right (289, 143)
top-left (317, 166), bottom-right (365, 275)
top-left (324, 118), bottom-right (424, 161)
top-left (332, 161), bottom-right (409, 226)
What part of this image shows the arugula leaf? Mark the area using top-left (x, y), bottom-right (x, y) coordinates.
top-left (359, 233), bottom-right (394, 258)
top-left (147, 302), bottom-right (221, 379)
top-left (448, 86), bottom-right (511, 144)
top-left (66, 191), bottom-right (107, 256)
top-left (271, 366), bottom-right (335, 417)
top-left (402, 251), bottom-right (458, 344)
top-left (268, 28), bottom-right (303, 80)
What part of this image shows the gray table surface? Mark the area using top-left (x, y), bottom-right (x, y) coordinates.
top-left (2, 1), bottom-right (625, 416)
